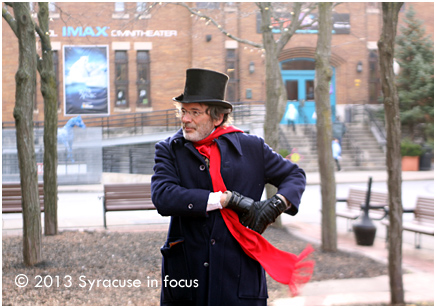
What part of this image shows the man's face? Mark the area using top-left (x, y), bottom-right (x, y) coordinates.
top-left (181, 103), bottom-right (222, 142)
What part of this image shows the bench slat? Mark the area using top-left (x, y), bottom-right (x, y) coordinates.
top-left (2, 183), bottom-right (44, 213)
top-left (381, 196), bottom-right (434, 248)
top-left (336, 188), bottom-right (388, 220)
top-left (102, 183), bottom-right (155, 228)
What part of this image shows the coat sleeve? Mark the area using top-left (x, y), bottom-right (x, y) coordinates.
top-left (261, 141), bottom-right (306, 216)
top-left (151, 139), bottom-right (210, 217)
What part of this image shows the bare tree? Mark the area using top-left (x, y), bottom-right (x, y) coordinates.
top-left (172, 2), bottom-right (316, 151)
top-left (377, 2), bottom-right (405, 305)
top-left (2, 2), bottom-right (42, 266)
top-left (36, 2), bottom-right (58, 236)
top-left (315, 2), bottom-right (337, 252)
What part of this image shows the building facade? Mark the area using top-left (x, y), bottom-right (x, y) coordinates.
top-left (2, 2), bottom-right (434, 124)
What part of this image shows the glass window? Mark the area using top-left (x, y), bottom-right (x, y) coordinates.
top-left (49, 2), bottom-right (56, 12)
top-left (225, 49), bottom-right (239, 102)
top-left (115, 2), bottom-right (125, 12)
top-left (137, 2), bottom-right (147, 12)
top-left (285, 80), bottom-right (298, 101)
top-left (196, 2), bottom-right (220, 9)
top-left (115, 51), bottom-right (128, 107)
top-left (305, 80), bottom-right (314, 100)
top-left (282, 60), bottom-right (315, 70)
top-left (136, 51), bottom-right (151, 107)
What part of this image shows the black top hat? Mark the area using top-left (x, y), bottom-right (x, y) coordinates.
top-left (173, 68), bottom-right (233, 110)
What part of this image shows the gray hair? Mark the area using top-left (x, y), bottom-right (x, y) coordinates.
top-left (206, 104), bottom-right (233, 127)
top-left (174, 102), bottom-right (233, 127)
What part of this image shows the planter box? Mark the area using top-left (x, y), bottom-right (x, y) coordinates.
top-left (402, 156), bottom-right (419, 171)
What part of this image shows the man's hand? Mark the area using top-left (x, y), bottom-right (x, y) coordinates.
top-left (223, 191), bottom-right (290, 234)
top-left (251, 195), bottom-right (288, 234)
top-left (223, 191), bottom-right (256, 228)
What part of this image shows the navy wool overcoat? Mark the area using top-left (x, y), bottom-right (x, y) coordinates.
top-left (151, 129), bottom-right (306, 306)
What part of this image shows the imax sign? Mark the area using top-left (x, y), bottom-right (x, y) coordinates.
top-left (63, 26), bottom-right (109, 37)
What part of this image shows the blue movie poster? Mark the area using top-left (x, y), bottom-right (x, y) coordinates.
top-left (63, 45), bottom-right (109, 115)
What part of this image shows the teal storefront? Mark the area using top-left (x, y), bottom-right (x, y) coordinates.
top-left (280, 58), bottom-right (336, 125)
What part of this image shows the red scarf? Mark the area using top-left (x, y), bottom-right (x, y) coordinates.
top-left (194, 126), bottom-right (314, 296)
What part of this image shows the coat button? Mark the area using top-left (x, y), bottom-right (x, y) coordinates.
top-left (199, 165), bottom-right (206, 171)
top-left (211, 239), bottom-right (216, 245)
top-left (204, 262), bottom-right (209, 267)
top-left (188, 204), bottom-right (193, 210)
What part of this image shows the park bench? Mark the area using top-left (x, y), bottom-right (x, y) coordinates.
top-left (2, 182), bottom-right (44, 213)
top-left (336, 187), bottom-right (388, 230)
top-left (381, 196), bottom-right (434, 248)
top-left (102, 183), bottom-right (155, 228)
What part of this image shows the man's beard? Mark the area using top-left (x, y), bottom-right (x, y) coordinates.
top-left (182, 122), bottom-right (215, 142)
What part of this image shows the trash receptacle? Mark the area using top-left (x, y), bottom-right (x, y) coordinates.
top-left (352, 177), bottom-right (377, 246)
top-left (419, 145), bottom-right (433, 171)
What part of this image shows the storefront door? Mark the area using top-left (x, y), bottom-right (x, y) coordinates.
top-left (280, 58), bottom-right (336, 125)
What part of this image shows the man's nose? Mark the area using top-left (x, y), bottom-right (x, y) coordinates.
top-left (182, 113), bottom-right (192, 122)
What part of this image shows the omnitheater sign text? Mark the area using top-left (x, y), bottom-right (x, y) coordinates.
top-left (47, 27), bottom-right (178, 38)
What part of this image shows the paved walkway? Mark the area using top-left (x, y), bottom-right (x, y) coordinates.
top-left (2, 170), bottom-right (434, 306)
top-left (273, 170), bottom-right (434, 306)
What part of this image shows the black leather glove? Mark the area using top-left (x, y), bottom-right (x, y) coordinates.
top-left (225, 191), bottom-right (256, 228)
top-left (225, 192), bottom-right (289, 234)
top-left (251, 195), bottom-right (288, 234)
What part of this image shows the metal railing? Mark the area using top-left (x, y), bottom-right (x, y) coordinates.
top-left (364, 105), bottom-right (387, 152)
top-left (2, 101), bottom-right (267, 139)
top-left (3, 109), bottom-right (180, 139)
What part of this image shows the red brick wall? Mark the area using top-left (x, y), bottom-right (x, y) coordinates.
top-left (2, 2), bottom-right (434, 123)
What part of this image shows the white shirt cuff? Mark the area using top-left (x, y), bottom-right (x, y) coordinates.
top-left (206, 191), bottom-right (223, 212)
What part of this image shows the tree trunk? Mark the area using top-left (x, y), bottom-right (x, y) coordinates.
top-left (259, 3), bottom-right (287, 229)
top-left (315, 3), bottom-right (337, 252)
top-left (377, 2), bottom-right (405, 305)
top-left (12, 2), bottom-right (42, 266)
top-left (259, 2), bottom-right (287, 152)
top-left (37, 2), bottom-right (58, 236)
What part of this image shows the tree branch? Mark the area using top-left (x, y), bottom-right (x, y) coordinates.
top-left (172, 2), bottom-right (263, 49)
top-left (2, 4), bottom-right (18, 37)
top-left (36, 3), bottom-right (52, 52)
top-left (276, 3), bottom-right (303, 50)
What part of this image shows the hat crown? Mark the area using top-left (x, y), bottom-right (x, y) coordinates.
top-left (173, 68), bottom-right (233, 109)
top-left (183, 68), bottom-right (228, 101)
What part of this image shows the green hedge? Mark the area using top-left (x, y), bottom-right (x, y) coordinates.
top-left (400, 139), bottom-right (424, 157)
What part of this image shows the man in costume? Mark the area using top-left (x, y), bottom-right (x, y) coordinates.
top-left (151, 68), bottom-right (310, 306)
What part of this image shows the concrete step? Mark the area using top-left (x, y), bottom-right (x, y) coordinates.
top-left (279, 121), bottom-right (387, 172)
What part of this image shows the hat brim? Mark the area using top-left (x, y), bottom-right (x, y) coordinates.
top-left (173, 94), bottom-right (233, 110)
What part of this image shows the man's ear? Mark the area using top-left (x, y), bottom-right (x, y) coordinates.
top-left (213, 113), bottom-right (224, 127)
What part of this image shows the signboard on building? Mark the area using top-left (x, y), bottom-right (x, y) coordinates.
top-left (257, 12), bottom-right (350, 34)
top-left (63, 45), bottom-right (110, 115)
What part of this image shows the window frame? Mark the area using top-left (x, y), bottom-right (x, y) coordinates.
top-left (114, 50), bottom-right (129, 108)
top-left (225, 48), bottom-right (239, 102)
top-left (136, 50), bottom-right (151, 108)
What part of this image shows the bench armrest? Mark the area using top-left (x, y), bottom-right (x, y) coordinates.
top-left (360, 202), bottom-right (388, 210)
top-left (336, 198), bottom-right (348, 203)
top-left (403, 208), bottom-right (415, 213)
